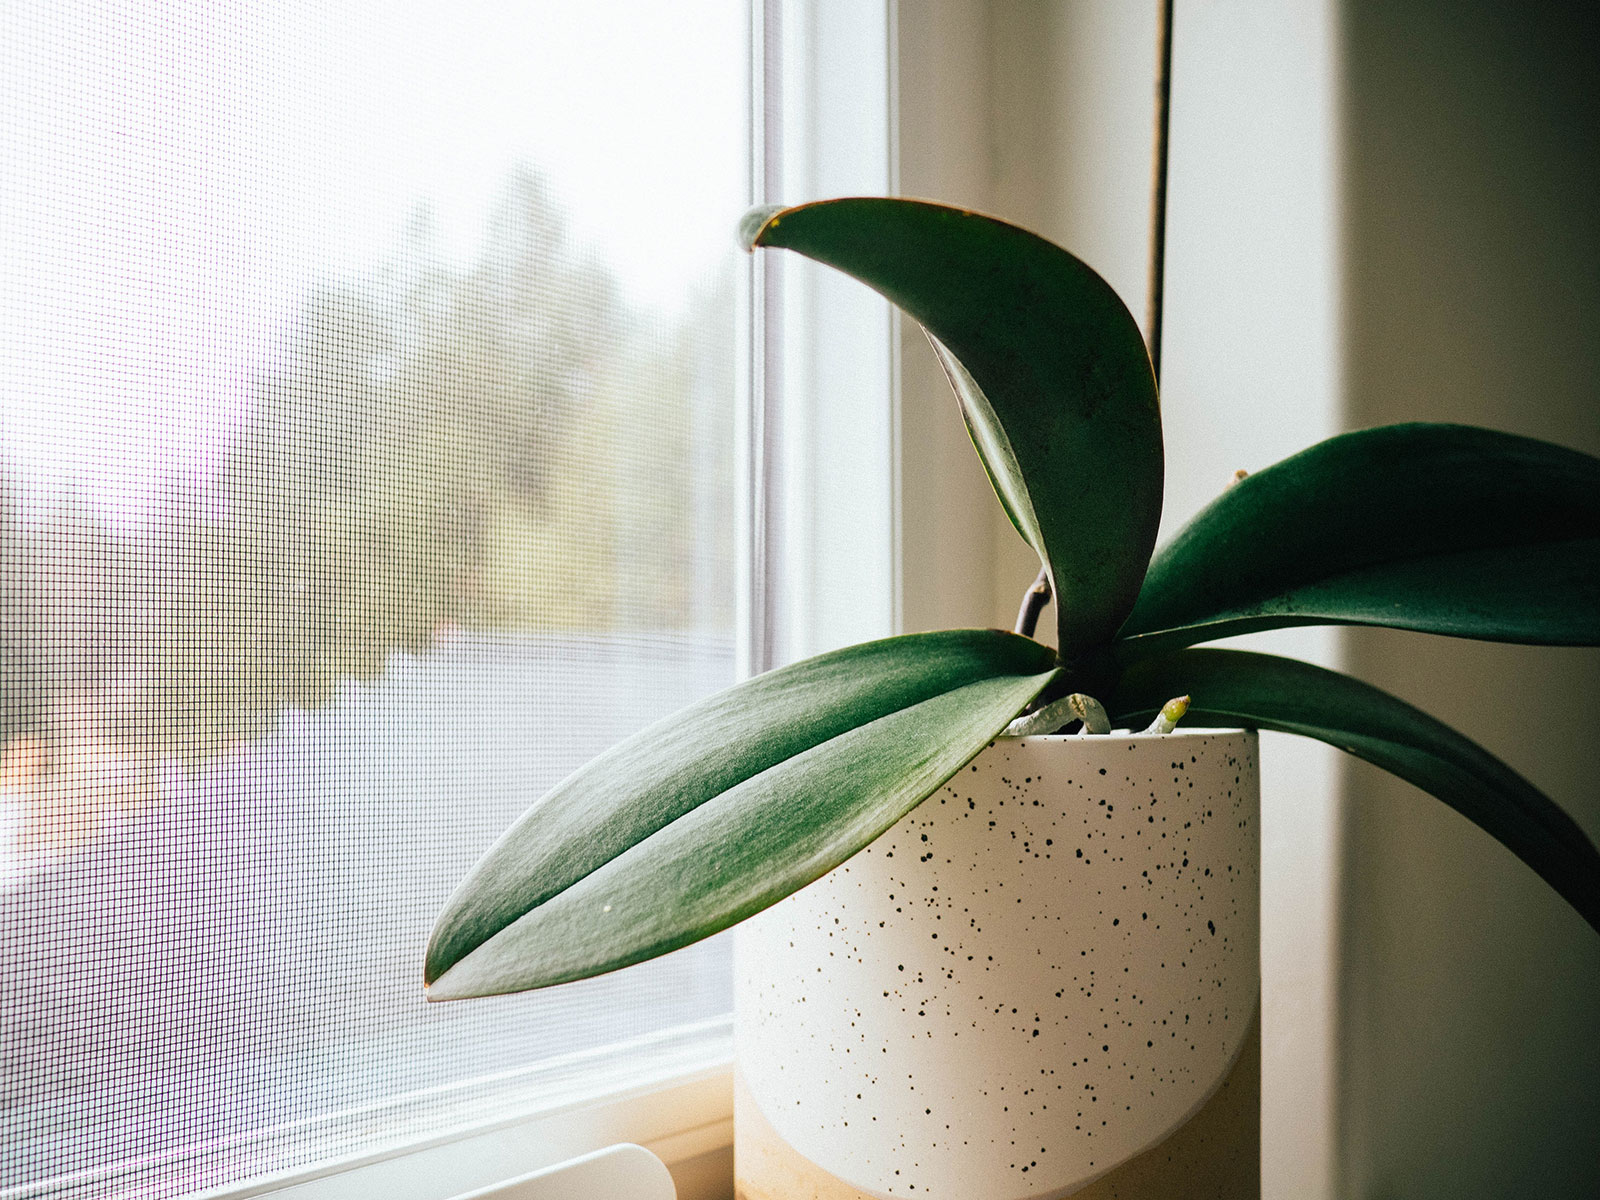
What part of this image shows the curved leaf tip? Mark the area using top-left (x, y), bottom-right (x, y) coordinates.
top-left (738, 203), bottom-right (786, 251)
top-left (739, 196), bottom-right (1163, 661)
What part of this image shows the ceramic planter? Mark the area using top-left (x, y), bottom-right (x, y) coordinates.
top-left (734, 728), bottom-right (1260, 1200)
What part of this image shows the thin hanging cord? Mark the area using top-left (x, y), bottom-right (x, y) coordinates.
top-left (1146, 0), bottom-right (1175, 386)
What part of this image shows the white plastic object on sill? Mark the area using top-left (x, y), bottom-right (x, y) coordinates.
top-left (193, 1059), bottom-right (730, 1200)
top-left (447, 1144), bottom-right (674, 1200)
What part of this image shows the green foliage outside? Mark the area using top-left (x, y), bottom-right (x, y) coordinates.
top-left (0, 167), bottom-right (735, 768)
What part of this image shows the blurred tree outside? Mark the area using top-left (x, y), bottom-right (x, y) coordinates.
top-left (0, 165), bottom-right (735, 830)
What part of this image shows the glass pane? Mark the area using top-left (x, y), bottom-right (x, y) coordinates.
top-left (0, 0), bottom-right (745, 1194)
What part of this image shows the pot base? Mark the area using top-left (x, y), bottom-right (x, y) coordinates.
top-left (735, 1012), bottom-right (1258, 1200)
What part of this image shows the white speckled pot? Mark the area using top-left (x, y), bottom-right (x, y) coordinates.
top-left (734, 729), bottom-right (1259, 1200)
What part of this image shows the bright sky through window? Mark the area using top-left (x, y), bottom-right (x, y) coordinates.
top-left (0, 0), bottom-right (744, 523)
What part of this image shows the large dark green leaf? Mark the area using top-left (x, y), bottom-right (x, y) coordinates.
top-left (426, 629), bottom-right (1057, 997)
top-left (742, 198), bottom-right (1163, 663)
top-left (1117, 423), bottom-right (1600, 659)
top-left (1106, 648), bottom-right (1600, 934)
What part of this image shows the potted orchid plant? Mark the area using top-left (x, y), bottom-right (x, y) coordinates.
top-left (422, 198), bottom-right (1600, 1198)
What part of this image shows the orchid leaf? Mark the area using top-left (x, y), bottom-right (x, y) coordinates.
top-left (426, 629), bottom-right (1057, 998)
top-left (1107, 648), bottom-right (1600, 933)
top-left (1117, 424), bottom-right (1600, 659)
top-left (743, 198), bottom-right (1163, 663)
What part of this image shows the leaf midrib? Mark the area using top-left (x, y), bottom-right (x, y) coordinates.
top-left (428, 666), bottom-right (1057, 996)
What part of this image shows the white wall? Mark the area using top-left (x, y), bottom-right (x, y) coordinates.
top-left (1337, 2), bottom-right (1600, 1195)
top-left (894, 0), bottom-right (1005, 637)
top-left (895, 5), bottom-right (1343, 1198)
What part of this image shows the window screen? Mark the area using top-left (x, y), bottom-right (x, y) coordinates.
top-left (0, 1), bottom-right (745, 1195)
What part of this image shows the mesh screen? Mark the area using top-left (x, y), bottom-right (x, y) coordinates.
top-left (0, 1), bottom-right (745, 1195)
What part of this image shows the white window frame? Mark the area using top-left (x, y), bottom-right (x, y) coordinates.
top-left (740, 0), bottom-right (900, 673)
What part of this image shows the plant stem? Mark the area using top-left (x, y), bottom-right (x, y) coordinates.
top-left (1146, 0), bottom-right (1175, 385)
top-left (1013, 565), bottom-right (1051, 638)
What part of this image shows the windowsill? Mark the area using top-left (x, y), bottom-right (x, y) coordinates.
top-left (201, 1057), bottom-right (734, 1200)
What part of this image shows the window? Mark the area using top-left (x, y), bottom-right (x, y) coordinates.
top-left (0, 1), bottom-right (750, 1195)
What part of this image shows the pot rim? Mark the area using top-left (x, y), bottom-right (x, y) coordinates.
top-left (999, 725), bottom-right (1255, 744)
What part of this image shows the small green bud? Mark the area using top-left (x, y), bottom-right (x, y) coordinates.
top-left (1141, 695), bottom-right (1191, 735)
